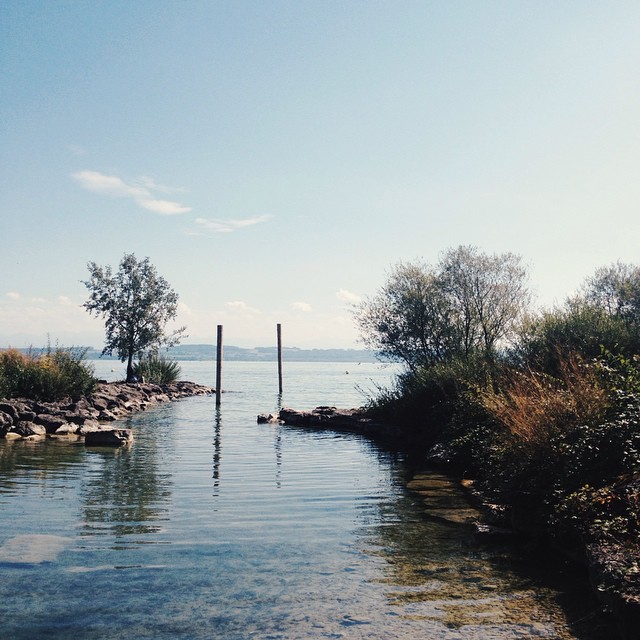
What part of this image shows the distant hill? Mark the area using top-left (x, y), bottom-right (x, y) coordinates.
top-left (78, 344), bottom-right (381, 363)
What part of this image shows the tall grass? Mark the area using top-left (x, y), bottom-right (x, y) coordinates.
top-left (477, 353), bottom-right (609, 447)
top-left (132, 353), bottom-right (181, 384)
top-left (0, 345), bottom-right (96, 401)
top-left (463, 351), bottom-right (640, 544)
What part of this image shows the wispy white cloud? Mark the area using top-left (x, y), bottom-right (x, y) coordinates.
top-left (72, 170), bottom-right (144, 198)
top-left (72, 170), bottom-right (191, 215)
top-left (226, 300), bottom-right (261, 316)
top-left (292, 302), bottom-right (312, 313)
top-left (138, 198), bottom-right (191, 215)
top-left (6, 291), bottom-right (20, 300)
top-left (194, 215), bottom-right (271, 234)
top-left (336, 289), bottom-right (361, 304)
top-left (138, 176), bottom-right (187, 194)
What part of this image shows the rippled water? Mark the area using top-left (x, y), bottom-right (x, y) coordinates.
top-left (0, 361), bottom-right (616, 639)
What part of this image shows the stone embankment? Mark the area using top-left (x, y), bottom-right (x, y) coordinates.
top-left (0, 380), bottom-right (213, 445)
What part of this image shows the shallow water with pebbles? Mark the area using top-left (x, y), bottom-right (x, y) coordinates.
top-left (0, 361), bottom-right (617, 639)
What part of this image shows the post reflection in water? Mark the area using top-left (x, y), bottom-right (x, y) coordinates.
top-left (212, 405), bottom-right (222, 496)
top-left (273, 426), bottom-right (282, 490)
top-left (274, 391), bottom-right (283, 489)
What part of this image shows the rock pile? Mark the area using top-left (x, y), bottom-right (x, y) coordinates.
top-left (0, 380), bottom-right (213, 445)
top-left (262, 406), bottom-right (393, 437)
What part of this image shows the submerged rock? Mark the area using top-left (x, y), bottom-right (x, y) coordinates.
top-left (85, 428), bottom-right (133, 447)
top-left (257, 413), bottom-right (282, 424)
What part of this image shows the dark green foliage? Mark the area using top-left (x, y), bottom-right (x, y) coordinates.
top-left (552, 478), bottom-right (640, 544)
top-left (366, 353), bottom-right (498, 445)
top-left (132, 353), bottom-right (181, 384)
top-left (0, 346), bottom-right (96, 402)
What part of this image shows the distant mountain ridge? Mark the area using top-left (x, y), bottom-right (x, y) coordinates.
top-left (77, 344), bottom-right (381, 363)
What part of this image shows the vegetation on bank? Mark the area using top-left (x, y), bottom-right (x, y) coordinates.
top-left (0, 345), bottom-right (97, 401)
top-left (358, 249), bottom-right (640, 586)
top-left (132, 353), bottom-right (181, 384)
top-left (0, 345), bottom-right (182, 401)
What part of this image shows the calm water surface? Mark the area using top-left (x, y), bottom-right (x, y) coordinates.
top-left (0, 362), bottom-right (615, 639)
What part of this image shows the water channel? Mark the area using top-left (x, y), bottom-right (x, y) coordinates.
top-left (0, 361), bottom-right (617, 639)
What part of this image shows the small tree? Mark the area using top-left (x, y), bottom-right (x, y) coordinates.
top-left (83, 253), bottom-right (186, 382)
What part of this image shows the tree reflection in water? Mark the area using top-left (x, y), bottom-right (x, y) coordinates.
top-left (80, 413), bottom-right (173, 541)
top-left (0, 437), bottom-right (86, 497)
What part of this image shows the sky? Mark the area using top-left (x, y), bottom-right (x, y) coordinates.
top-left (2, 1), bottom-right (640, 350)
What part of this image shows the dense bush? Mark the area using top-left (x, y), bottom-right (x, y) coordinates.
top-left (366, 353), bottom-right (496, 442)
top-left (132, 353), bottom-right (181, 384)
top-left (0, 346), bottom-right (96, 402)
top-left (512, 301), bottom-right (640, 375)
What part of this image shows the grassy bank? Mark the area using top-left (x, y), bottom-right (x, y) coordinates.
top-left (0, 346), bottom-right (97, 401)
top-left (0, 347), bottom-right (182, 402)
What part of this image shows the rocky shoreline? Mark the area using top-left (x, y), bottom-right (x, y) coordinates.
top-left (0, 380), bottom-right (213, 444)
top-left (266, 405), bottom-right (639, 640)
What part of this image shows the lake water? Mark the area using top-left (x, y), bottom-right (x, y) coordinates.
top-left (0, 361), bottom-right (616, 639)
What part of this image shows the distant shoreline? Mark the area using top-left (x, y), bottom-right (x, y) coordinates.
top-left (5, 344), bottom-right (382, 364)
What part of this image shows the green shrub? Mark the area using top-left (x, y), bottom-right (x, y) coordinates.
top-left (513, 301), bottom-right (640, 375)
top-left (132, 353), bottom-right (181, 384)
top-left (366, 353), bottom-right (498, 445)
top-left (552, 478), bottom-right (640, 545)
top-left (0, 346), bottom-right (96, 401)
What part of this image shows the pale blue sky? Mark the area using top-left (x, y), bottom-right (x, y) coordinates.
top-left (2, 1), bottom-right (640, 349)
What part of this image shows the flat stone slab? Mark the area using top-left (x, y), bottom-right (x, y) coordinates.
top-left (0, 534), bottom-right (69, 564)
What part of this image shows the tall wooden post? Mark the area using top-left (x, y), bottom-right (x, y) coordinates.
top-left (277, 323), bottom-right (283, 394)
top-left (216, 324), bottom-right (223, 406)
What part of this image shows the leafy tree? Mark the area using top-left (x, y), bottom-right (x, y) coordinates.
top-left (583, 261), bottom-right (640, 326)
top-left (355, 261), bottom-right (456, 370)
top-left (439, 245), bottom-right (529, 358)
top-left (513, 299), bottom-right (639, 374)
top-left (513, 262), bottom-right (640, 373)
top-left (354, 246), bottom-right (529, 369)
top-left (83, 253), bottom-right (186, 382)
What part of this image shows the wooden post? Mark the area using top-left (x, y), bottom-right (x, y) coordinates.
top-left (277, 323), bottom-right (283, 394)
top-left (216, 324), bottom-right (223, 406)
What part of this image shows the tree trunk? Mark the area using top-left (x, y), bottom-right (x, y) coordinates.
top-left (126, 350), bottom-right (135, 382)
